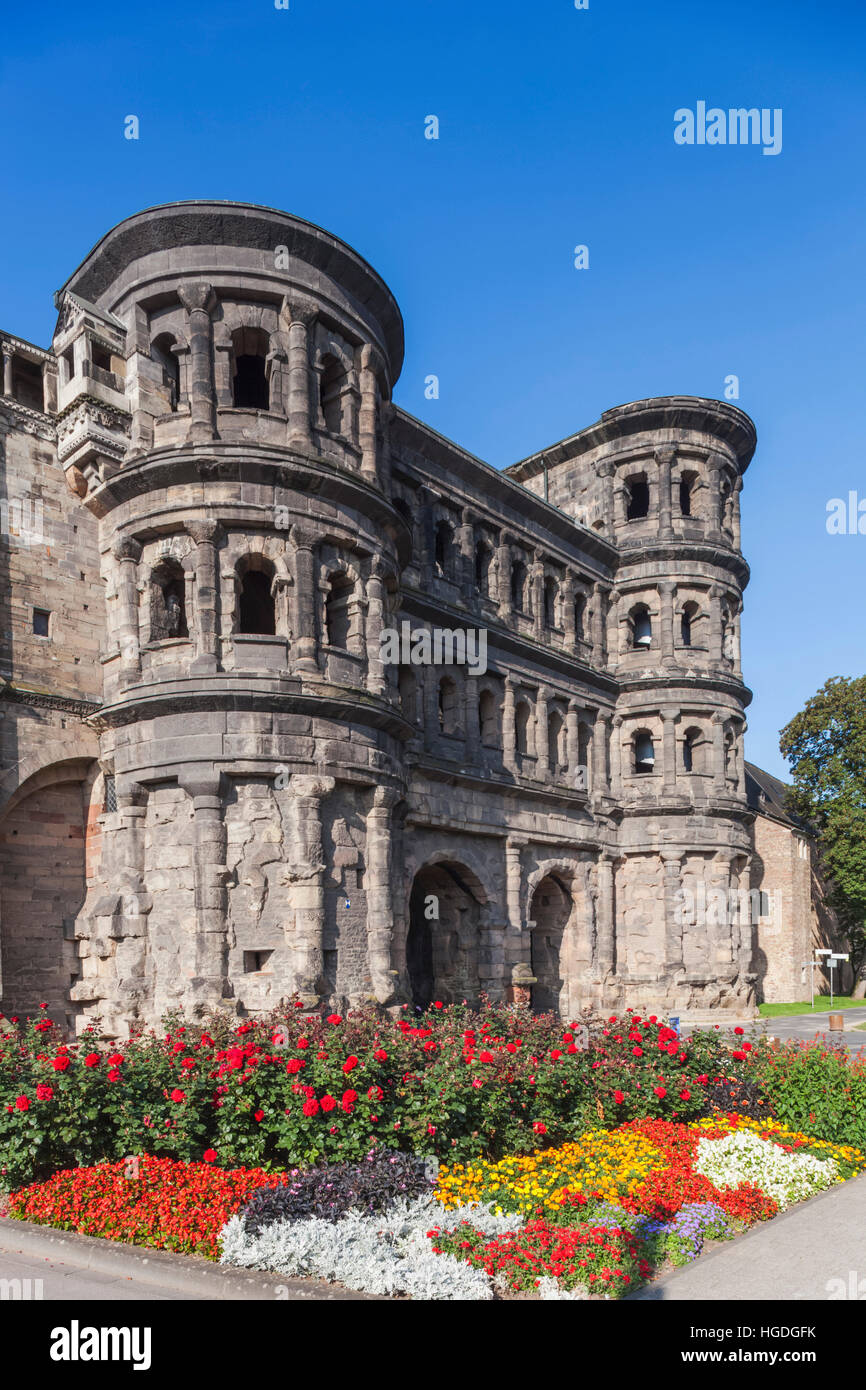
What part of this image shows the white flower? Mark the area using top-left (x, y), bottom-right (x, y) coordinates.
top-left (694, 1131), bottom-right (838, 1209)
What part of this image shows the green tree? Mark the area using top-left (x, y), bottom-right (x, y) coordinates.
top-left (780, 675), bottom-right (866, 996)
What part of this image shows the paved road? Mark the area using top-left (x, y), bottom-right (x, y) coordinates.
top-left (683, 1008), bottom-right (866, 1052)
top-left (629, 1170), bottom-right (866, 1300)
top-left (0, 1246), bottom-right (205, 1300)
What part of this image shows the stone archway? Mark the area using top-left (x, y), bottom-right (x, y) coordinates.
top-left (407, 862), bottom-right (485, 1010)
top-left (0, 760), bottom-right (97, 1028)
top-left (528, 873), bottom-right (572, 1014)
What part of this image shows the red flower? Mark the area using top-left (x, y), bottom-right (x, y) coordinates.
top-left (170, 1088), bottom-right (186, 1103)
top-left (39, 1002), bottom-right (48, 1010)
top-left (254, 1110), bottom-right (264, 1122)
top-left (302, 1098), bottom-right (320, 1117)
top-left (654, 1086), bottom-right (667, 1098)
top-left (107, 1054), bottom-right (123, 1067)
top-left (107, 1068), bottom-right (121, 1082)
top-left (320, 1095), bottom-right (337, 1112)
top-left (533, 1121), bottom-right (547, 1134)
top-left (15, 1095), bottom-right (29, 1111)
top-left (433, 1002), bottom-right (443, 1009)
top-left (84, 1053), bottom-right (100, 1068)
top-left (327, 1014), bottom-right (343, 1025)
top-left (479, 1051), bottom-right (495, 1064)
top-left (632, 1047), bottom-right (643, 1057)
top-left (297, 1037), bottom-right (309, 1049)
top-left (373, 1049), bottom-right (388, 1062)
top-left (341, 1089), bottom-right (358, 1113)
top-left (614, 1090), bottom-right (625, 1104)
top-left (35, 1084), bottom-right (53, 1102)
top-left (51, 1056), bottom-right (70, 1072)
top-left (732, 1051), bottom-right (746, 1061)
top-left (286, 1059), bottom-right (305, 1075)
top-left (679, 1089), bottom-right (691, 1101)
top-left (342, 1055), bottom-right (359, 1074)
top-left (202, 1149), bottom-right (217, 1163)
top-left (734, 1027), bottom-right (744, 1035)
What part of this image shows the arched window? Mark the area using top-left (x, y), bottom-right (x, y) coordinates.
top-left (631, 605), bottom-right (652, 649)
top-left (237, 564), bottom-right (276, 635)
top-left (150, 560), bottom-right (188, 641)
top-left (633, 731), bottom-right (655, 775)
top-left (543, 576), bottom-right (559, 628)
top-left (438, 676), bottom-right (459, 736)
top-left (516, 700), bottom-right (532, 756)
top-left (320, 353), bottom-right (348, 435)
top-left (475, 541), bottom-right (492, 596)
top-left (626, 476), bottom-right (650, 520)
top-left (232, 328), bottom-right (270, 410)
top-left (574, 593), bottom-right (587, 642)
top-left (511, 559), bottom-right (528, 612)
top-left (683, 727), bottom-right (702, 774)
top-left (151, 333), bottom-right (180, 412)
top-left (548, 710), bottom-right (565, 772)
top-left (479, 689), bottom-right (499, 747)
top-left (679, 471), bottom-right (698, 518)
top-left (434, 520), bottom-right (453, 577)
top-left (681, 600), bottom-right (699, 647)
top-left (325, 571), bottom-right (354, 649)
top-left (399, 668), bottom-right (417, 723)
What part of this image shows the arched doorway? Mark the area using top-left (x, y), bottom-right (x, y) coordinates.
top-left (0, 769), bottom-right (92, 1027)
top-left (529, 874), bottom-right (572, 1014)
top-left (407, 863), bottom-right (483, 1010)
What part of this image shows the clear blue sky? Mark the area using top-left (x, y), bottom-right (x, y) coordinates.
top-left (1, 0), bottom-right (863, 778)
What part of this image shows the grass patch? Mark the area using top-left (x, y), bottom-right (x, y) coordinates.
top-left (759, 997), bottom-right (865, 1018)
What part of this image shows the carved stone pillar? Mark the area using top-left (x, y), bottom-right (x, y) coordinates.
top-left (734, 857), bottom-right (755, 977)
top-left (591, 583), bottom-right (607, 666)
top-left (504, 836), bottom-right (526, 968)
top-left (496, 534), bottom-right (513, 622)
top-left (712, 712), bottom-right (727, 793)
top-left (187, 520), bottom-right (223, 674)
top-left (287, 775), bottom-right (335, 1007)
top-left (290, 526), bottom-right (319, 673)
top-left (178, 283), bottom-right (218, 443)
top-left (358, 344), bottom-right (379, 484)
top-left (732, 477), bottom-right (743, 550)
top-left (597, 460), bottom-right (615, 533)
top-left (531, 559), bottom-right (544, 640)
top-left (535, 686), bottom-right (550, 780)
top-left (662, 851), bottom-right (684, 973)
top-left (661, 707), bottom-right (678, 794)
top-left (562, 575), bottom-right (576, 646)
top-left (502, 677), bottom-right (517, 774)
top-left (708, 585), bottom-right (723, 663)
top-left (611, 714), bottom-right (623, 795)
top-left (365, 559), bottom-right (388, 697)
top-left (656, 446), bottom-right (675, 539)
top-left (111, 536), bottom-right (142, 681)
top-left (594, 854), bottom-right (615, 977)
top-left (1, 343), bottom-right (13, 397)
top-left (287, 305), bottom-right (315, 448)
top-left (659, 580), bottom-right (677, 667)
top-left (566, 699), bottom-right (580, 782)
top-left (456, 509), bottom-right (475, 605)
top-left (363, 786), bottom-right (401, 1005)
top-left (180, 771), bottom-right (230, 1008)
top-left (594, 711), bottom-right (611, 794)
top-left (736, 720), bottom-right (747, 795)
top-left (706, 453), bottom-right (725, 541)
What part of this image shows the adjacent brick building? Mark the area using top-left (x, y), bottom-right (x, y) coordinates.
top-left (0, 200), bottom-right (840, 1035)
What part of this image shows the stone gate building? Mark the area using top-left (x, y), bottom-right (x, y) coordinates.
top-left (0, 200), bottom-right (825, 1036)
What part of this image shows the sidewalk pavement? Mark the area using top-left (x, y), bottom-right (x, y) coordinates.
top-left (628, 1171), bottom-right (866, 1301)
top-left (682, 1007), bottom-right (866, 1053)
top-left (0, 1218), bottom-right (379, 1301)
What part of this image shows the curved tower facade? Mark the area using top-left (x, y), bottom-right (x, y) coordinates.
top-left (0, 202), bottom-right (757, 1036)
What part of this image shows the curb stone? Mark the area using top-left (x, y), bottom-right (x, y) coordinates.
top-left (0, 1216), bottom-right (382, 1300)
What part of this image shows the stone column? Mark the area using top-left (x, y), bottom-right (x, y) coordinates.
top-left (502, 677), bottom-right (517, 774)
top-left (2, 343), bottom-right (13, 397)
top-left (732, 477), bottom-right (743, 550)
top-left (465, 675), bottom-right (481, 762)
top-left (735, 857), bottom-right (755, 977)
top-left (180, 771), bottom-right (230, 1008)
top-left (661, 707), bottom-right (678, 794)
top-left (594, 854), bottom-right (615, 977)
top-left (535, 686), bottom-right (550, 779)
top-left (290, 526), bottom-right (319, 673)
top-left (712, 712), bottom-right (727, 793)
top-left (531, 558), bottom-right (544, 640)
top-left (594, 711), bottom-right (611, 794)
top-left (662, 851), bottom-right (684, 972)
top-left (591, 584), bottom-right (607, 666)
top-left (456, 509), bottom-right (476, 605)
top-left (656, 446), bottom-right (675, 539)
top-left (496, 534), bottom-right (513, 622)
top-left (504, 836), bottom-right (526, 969)
top-left (287, 305), bottom-right (315, 448)
top-left (111, 536), bottom-right (143, 681)
top-left (42, 360), bottom-right (57, 414)
top-left (287, 775), bottom-right (335, 1007)
top-left (611, 714), bottom-right (623, 795)
top-left (659, 580), bottom-right (677, 667)
top-left (708, 585), bottom-right (723, 663)
top-left (365, 559), bottom-right (388, 697)
top-left (597, 460), bottom-right (615, 534)
top-left (562, 575), bottom-right (576, 647)
top-left (706, 453), bottom-right (725, 541)
top-left (709, 851), bottom-right (735, 971)
top-left (187, 520), bottom-right (223, 674)
top-left (358, 344), bottom-right (379, 484)
top-left (178, 283), bottom-right (218, 443)
top-left (566, 699), bottom-right (580, 783)
top-left (364, 786), bottom-right (401, 1005)
top-left (735, 720), bottom-right (747, 795)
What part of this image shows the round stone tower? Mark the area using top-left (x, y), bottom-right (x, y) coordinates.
top-left (53, 201), bottom-right (410, 1033)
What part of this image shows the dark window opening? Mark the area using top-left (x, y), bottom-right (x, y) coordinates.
top-left (233, 354), bottom-right (269, 409)
top-left (151, 563), bottom-right (188, 641)
top-left (574, 595), bottom-right (586, 642)
top-left (91, 343), bottom-right (112, 373)
top-left (679, 476), bottom-right (694, 516)
top-left (33, 608), bottom-right (50, 637)
top-left (632, 606), bottom-right (652, 649)
top-left (152, 334), bottom-right (180, 411)
top-left (11, 357), bottom-right (44, 412)
top-left (511, 560), bottom-right (528, 612)
top-left (399, 668), bottom-right (417, 722)
top-left (543, 577), bottom-right (559, 628)
top-left (479, 689), bottom-right (499, 747)
top-left (626, 478), bottom-right (650, 520)
top-left (516, 700), bottom-right (531, 756)
top-left (548, 712), bottom-right (565, 772)
top-left (438, 676), bottom-right (459, 735)
top-left (325, 572), bottom-right (354, 649)
top-left (103, 774), bottom-right (117, 814)
top-left (434, 521), bottom-right (452, 576)
top-left (238, 569), bottom-right (276, 635)
top-left (634, 732), bottom-right (655, 774)
top-left (243, 950), bottom-right (273, 973)
top-left (475, 542), bottom-right (492, 595)
top-left (320, 354), bottom-right (347, 435)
